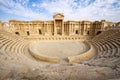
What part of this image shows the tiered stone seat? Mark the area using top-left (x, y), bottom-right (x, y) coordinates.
top-left (83, 29), bottom-right (120, 69)
top-left (92, 30), bottom-right (119, 43)
top-left (0, 30), bottom-right (34, 62)
top-left (0, 28), bottom-right (120, 80)
top-left (0, 29), bottom-right (42, 65)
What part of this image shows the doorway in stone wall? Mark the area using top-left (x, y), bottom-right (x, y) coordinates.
top-left (15, 32), bottom-right (20, 35)
top-left (96, 31), bottom-right (102, 35)
top-left (55, 20), bottom-right (62, 35)
top-left (87, 31), bottom-right (89, 35)
top-left (39, 29), bottom-right (42, 35)
top-left (76, 30), bottom-right (79, 34)
top-left (27, 31), bottom-right (30, 36)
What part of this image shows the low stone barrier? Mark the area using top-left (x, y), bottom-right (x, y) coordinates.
top-left (29, 42), bottom-right (60, 63)
top-left (68, 43), bottom-right (97, 63)
top-left (24, 36), bottom-right (94, 41)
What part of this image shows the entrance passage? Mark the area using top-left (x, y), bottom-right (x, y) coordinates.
top-left (96, 31), bottom-right (102, 35)
top-left (55, 20), bottom-right (62, 35)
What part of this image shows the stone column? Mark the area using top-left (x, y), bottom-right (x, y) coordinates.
top-left (84, 24), bottom-right (87, 35)
top-left (45, 24), bottom-right (47, 33)
top-left (62, 20), bottom-right (64, 36)
top-left (69, 24), bottom-right (71, 36)
top-left (71, 24), bottom-right (72, 34)
top-left (71, 24), bottom-right (73, 33)
top-left (67, 24), bottom-right (68, 34)
top-left (43, 22), bottom-right (45, 35)
top-left (36, 24), bottom-right (38, 35)
top-left (83, 24), bottom-right (85, 35)
top-left (54, 19), bottom-right (57, 36)
top-left (52, 24), bottom-right (53, 35)
top-left (79, 23), bottom-right (81, 35)
top-left (47, 24), bottom-right (48, 33)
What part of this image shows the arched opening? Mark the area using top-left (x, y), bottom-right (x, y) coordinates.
top-left (87, 31), bottom-right (89, 35)
top-left (39, 29), bottom-right (42, 35)
top-left (15, 32), bottom-right (20, 35)
top-left (76, 30), bottom-right (79, 34)
top-left (27, 31), bottom-right (30, 36)
top-left (96, 31), bottom-right (102, 35)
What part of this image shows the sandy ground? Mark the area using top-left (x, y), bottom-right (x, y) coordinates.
top-left (32, 41), bottom-right (90, 58)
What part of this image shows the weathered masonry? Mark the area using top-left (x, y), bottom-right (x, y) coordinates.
top-left (1, 13), bottom-right (115, 40)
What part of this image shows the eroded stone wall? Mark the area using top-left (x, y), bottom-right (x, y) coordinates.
top-left (0, 13), bottom-right (116, 41)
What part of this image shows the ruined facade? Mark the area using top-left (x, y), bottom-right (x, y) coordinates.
top-left (0, 13), bottom-right (114, 40)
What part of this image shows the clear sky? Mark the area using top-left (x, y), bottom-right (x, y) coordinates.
top-left (0, 0), bottom-right (120, 22)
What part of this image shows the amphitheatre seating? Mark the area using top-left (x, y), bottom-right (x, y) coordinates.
top-left (0, 30), bottom-right (33, 62)
top-left (0, 28), bottom-right (120, 80)
top-left (0, 30), bottom-right (45, 75)
top-left (82, 29), bottom-right (120, 69)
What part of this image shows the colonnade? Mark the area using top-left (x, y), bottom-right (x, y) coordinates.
top-left (9, 21), bottom-right (94, 37)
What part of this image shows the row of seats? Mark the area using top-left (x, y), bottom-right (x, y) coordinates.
top-left (82, 29), bottom-right (120, 70)
top-left (92, 29), bottom-right (119, 41)
top-left (0, 30), bottom-right (46, 80)
top-left (0, 28), bottom-right (120, 80)
top-left (0, 30), bottom-right (40, 66)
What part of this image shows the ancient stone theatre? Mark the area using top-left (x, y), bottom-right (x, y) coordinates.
top-left (1, 13), bottom-right (114, 41)
top-left (0, 13), bottom-right (120, 80)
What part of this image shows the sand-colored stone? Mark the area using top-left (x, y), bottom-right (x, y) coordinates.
top-left (0, 14), bottom-right (120, 80)
top-left (0, 13), bottom-right (117, 41)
